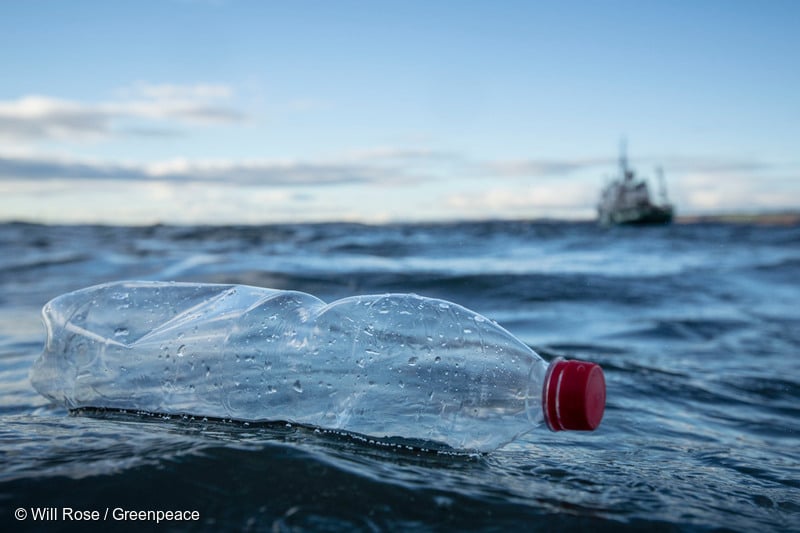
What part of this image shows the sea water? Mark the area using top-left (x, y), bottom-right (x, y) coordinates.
top-left (1, 221), bottom-right (798, 531)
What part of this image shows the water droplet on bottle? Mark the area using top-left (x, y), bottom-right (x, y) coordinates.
top-left (463, 328), bottom-right (472, 334)
top-left (177, 344), bottom-right (186, 357)
top-left (114, 328), bottom-right (129, 338)
top-left (434, 356), bottom-right (441, 363)
top-left (292, 380), bottom-right (303, 393)
top-left (267, 385), bottom-right (277, 394)
top-left (408, 356), bottom-right (418, 366)
top-left (438, 302), bottom-right (450, 310)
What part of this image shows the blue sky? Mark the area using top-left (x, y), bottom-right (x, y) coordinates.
top-left (1, 0), bottom-right (798, 224)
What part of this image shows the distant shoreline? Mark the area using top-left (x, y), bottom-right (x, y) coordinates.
top-left (676, 211), bottom-right (800, 226)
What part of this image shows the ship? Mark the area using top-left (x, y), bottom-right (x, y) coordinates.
top-left (597, 142), bottom-right (674, 226)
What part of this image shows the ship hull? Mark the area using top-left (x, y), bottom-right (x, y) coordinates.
top-left (599, 204), bottom-right (674, 226)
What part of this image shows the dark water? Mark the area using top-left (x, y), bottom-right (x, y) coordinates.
top-left (1, 220), bottom-right (798, 531)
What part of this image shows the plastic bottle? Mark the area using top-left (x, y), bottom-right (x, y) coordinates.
top-left (31, 281), bottom-right (605, 452)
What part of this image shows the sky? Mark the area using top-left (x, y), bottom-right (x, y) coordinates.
top-left (0, 0), bottom-right (798, 225)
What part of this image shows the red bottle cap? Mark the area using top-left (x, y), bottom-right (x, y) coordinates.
top-left (543, 359), bottom-right (606, 431)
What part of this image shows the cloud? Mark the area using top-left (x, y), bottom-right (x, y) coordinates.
top-left (481, 154), bottom-right (770, 179)
top-left (673, 171), bottom-right (799, 212)
top-left (483, 158), bottom-right (612, 178)
top-left (1, 148), bottom-right (785, 193)
top-left (0, 83), bottom-right (244, 142)
top-left (0, 154), bottom-right (142, 181)
top-left (445, 182), bottom-right (596, 218)
top-left (657, 156), bottom-right (768, 174)
top-left (339, 147), bottom-right (455, 162)
top-left (0, 96), bottom-right (111, 141)
top-left (0, 151), bottom-right (428, 187)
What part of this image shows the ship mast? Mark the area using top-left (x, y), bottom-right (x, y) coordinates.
top-left (619, 138), bottom-right (631, 180)
top-left (656, 166), bottom-right (669, 204)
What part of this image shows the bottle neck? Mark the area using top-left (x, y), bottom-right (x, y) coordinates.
top-left (541, 357), bottom-right (564, 431)
top-left (525, 357), bottom-right (551, 428)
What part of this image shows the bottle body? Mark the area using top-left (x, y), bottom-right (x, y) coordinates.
top-left (32, 281), bottom-right (581, 452)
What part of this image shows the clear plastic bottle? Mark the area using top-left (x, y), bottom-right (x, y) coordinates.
top-left (31, 281), bottom-right (605, 452)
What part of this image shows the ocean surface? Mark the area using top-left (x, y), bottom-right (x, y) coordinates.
top-left (0, 220), bottom-right (798, 531)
